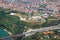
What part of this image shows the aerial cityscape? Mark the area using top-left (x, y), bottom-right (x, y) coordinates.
top-left (0, 0), bottom-right (60, 40)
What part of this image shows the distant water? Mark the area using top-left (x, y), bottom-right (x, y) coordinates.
top-left (0, 29), bottom-right (12, 40)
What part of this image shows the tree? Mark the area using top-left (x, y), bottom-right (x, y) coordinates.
top-left (0, 8), bottom-right (6, 20)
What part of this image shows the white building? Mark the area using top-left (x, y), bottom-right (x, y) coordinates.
top-left (10, 13), bottom-right (15, 15)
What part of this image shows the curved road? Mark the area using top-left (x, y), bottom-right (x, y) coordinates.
top-left (0, 25), bottom-right (60, 40)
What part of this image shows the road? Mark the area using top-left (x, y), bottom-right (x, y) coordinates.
top-left (24, 25), bottom-right (60, 37)
top-left (0, 25), bottom-right (60, 40)
top-left (33, 25), bottom-right (60, 32)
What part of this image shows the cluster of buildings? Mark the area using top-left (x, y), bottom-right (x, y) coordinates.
top-left (0, 0), bottom-right (60, 18)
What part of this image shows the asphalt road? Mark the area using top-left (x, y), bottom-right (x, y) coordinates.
top-left (0, 25), bottom-right (60, 40)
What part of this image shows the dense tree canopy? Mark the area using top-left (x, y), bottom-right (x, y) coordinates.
top-left (0, 7), bottom-right (60, 40)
